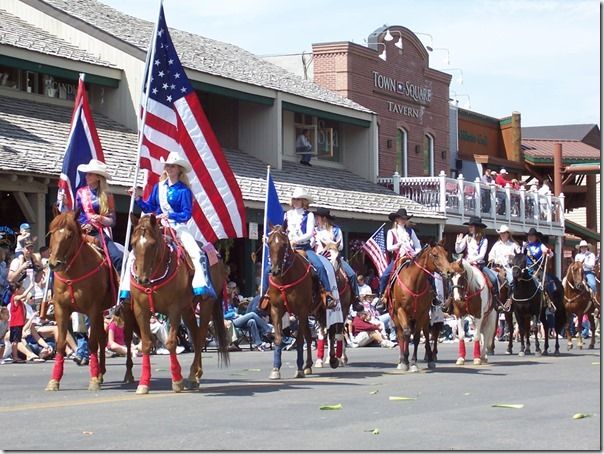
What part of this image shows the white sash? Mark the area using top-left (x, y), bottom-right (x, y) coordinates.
top-left (158, 182), bottom-right (172, 217)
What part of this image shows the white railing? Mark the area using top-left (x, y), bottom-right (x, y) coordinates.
top-left (377, 171), bottom-right (565, 231)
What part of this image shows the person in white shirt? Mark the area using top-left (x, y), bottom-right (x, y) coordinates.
top-left (378, 208), bottom-right (421, 297)
top-left (313, 207), bottom-right (359, 303)
top-left (455, 216), bottom-right (501, 308)
top-left (488, 225), bottom-right (521, 310)
top-left (575, 240), bottom-right (597, 294)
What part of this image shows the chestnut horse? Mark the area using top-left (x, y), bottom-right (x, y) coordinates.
top-left (46, 211), bottom-right (117, 391)
top-left (122, 214), bottom-right (229, 394)
top-left (563, 261), bottom-right (599, 350)
top-left (448, 259), bottom-right (497, 365)
top-left (315, 243), bottom-right (353, 368)
top-left (388, 243), bottom-right (454, 371)
top-left (265, 225), bottom-right (332, 379)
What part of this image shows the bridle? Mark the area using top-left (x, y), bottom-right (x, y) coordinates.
top-left (267, 228), bottom-right (294, 278)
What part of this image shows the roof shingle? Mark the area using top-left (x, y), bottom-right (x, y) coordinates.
top-left (522, 139), bottom-right (600, 161)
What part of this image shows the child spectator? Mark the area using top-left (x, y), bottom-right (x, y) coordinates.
top-left (14, 223), bottom-right (35, 258)
top-left (106, 312), bottom-right (128, 356)
top-left (350, 310), bottom-right (395, 348)
top-left (9, 282), bottom-right (30, 363)
top-left (0, 306), bottom-right (8, 362)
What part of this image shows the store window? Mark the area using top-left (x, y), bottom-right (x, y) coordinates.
top-left (396, 128), bottom-right (408, 177)
top-left (0, 65), bottom-right (78, 101)
top-left (294, 112), bottom-right (342, 162)
top-left (423, 133), bottom-right (434, 176)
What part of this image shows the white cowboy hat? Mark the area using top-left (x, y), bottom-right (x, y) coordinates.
top-left (359, 286), bottom-right (374, 297)
top-left (496, 224), bottom-right (511, 234)
top-left (291, 187), bottom-right (313, 203)
top-left (500, 168), bottom-right (508, 174)
top-left (160, 152), bottom-right (192, 173)
top-left (576, 240), bottom-right (591, 250)
top-left (77, 159), bottom-right (111, 180)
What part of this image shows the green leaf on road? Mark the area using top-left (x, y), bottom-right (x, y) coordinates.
top-left (492, 404), bottom-right (524, 409)
top-left (365, 428), bottom-right (380, 435)
top-left (155, 368), bottom-right (168, 372)
top-left (464, 392), bottom-right (471, 396)
top-left (389, 396), bottom-right (416, 401)
top-left (573, 413), bottom-right (593, 419)
top-left (592, 362), bottom-right (600, 365)
top-left (320, 404), bottom-right (342, 410)
top-left (244, 368), bottom-right (261, 372)
top-left (369, 390), bottom-right (379, 395)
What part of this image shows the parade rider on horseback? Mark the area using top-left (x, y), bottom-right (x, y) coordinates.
top-left (455, 216), bottom-right (502, 309)
top-left (119, 151), bottom-right (215, 301)
top-left (313, 207), bottom-right (360, 305)
top-left (64, 159), bottom-right (123, 272)
top-left (488, 224), bottom-right (521, 311)
top-left (378, 208), bottom-right (421, 301)
top-left (509, 227), bottom-right (554, 306)
top-left (574, 240), bottom-right (597, 295)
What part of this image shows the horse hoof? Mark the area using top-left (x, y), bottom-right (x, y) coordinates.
top-left (294, 370), bottom-right (305, 378)
top-left (567, 343), bottom-right (573, 350)
top-left (535, 350), bottom-right (542, 357)
top-left (329, 357), bottom-right (339, 369)
top-left (172, 380), bottom-right (184, 393)
top-left (541, 350), bottom-right (549, 356)
top-left (45, 379), bottom-right (60, 392)
top-left (342, 355), bottom-right (348, 365)
top-left (123, 374), bottom-right (135, 384)
top-left (473, 358), bottom-right (481, 366)
top-left (268, 369), bottom-right (281, 380)
top-left (88, 378), bottom-right (101, 392)
top-left (518, 351), bottom-right (525, 357)
top-left (554, 350), bottom-right (560, 356)
top-left (578, 345), bottom-right (583, 350)
top-left (136, 385), bottom-right (149, 395)
top-left (186, 379), bottom-right (200, 390)
top-left (314, 359), bottom-right (324, 368)
top-left (303, 367), bottom-right (312, 376)
top-left (456, 358), bottom-right (465, 366)
top-left (427, 361), bottom-right (436, 370)
top-left (505, 349), bottom-right (512, 355)
top-left (338, 358), bottom-right (346, 367)
top-left (397, 363), bottom-right (409, 371)
top-left (410, 364), bottom-right (419, 373)
top-left (487, 349), bottom-right (494, 356)
top-left (98, 375), bottom-right (104, 385)
top-left (588, 345), bottom-right (594, 350)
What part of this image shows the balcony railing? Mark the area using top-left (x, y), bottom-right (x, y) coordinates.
top-left (377, 171), bottom-right (565, 231)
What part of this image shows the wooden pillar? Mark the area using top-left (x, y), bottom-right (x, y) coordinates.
top-left (553, 143), bottom-right (562, 197)
top-left (586, 174), bottom-right (597, 236)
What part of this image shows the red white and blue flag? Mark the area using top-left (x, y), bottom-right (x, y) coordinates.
top-left (362, 224), bottom-right (389, 275)
top-left (57, 74), bottom-right (105, 211)
top-left (138, 4), bottom-right (247, 243)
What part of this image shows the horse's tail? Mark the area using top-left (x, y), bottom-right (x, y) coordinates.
top-left (212, 297), bottom-right (230, 367)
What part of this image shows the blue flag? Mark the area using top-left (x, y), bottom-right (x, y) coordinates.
top-left (260, 170), bottom-right (284, 294)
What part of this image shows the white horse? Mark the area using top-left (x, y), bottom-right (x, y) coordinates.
top-left (448, 259), bottom-right (498, 365)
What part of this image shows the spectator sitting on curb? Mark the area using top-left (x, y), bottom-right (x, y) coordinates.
top-left (350, 310), bottom-right (396, 348)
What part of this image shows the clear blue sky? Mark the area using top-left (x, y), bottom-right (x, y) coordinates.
top-left (100, 0), bottom-right (600, 127)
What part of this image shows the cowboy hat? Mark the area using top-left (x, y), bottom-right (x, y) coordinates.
top-left (77, 159), bottom-right (111, 180)
top-left (500, 168), bottom-right (508, 174)
top-left (576, 240), bottom-right (592, 250)
top-left (388, 208), bottom-right (413, 222)
top-left (463, 216), bottom-right (487, 228)
top-left (291, 187), bottom-right (313, 203)
top-left (526, 227), bottom-right (541, 237)
top-left (160, 152), bottom-right (192, 173)
top-left (359, 286), bottom-right (375, 298)
top-left (314, 207), bottom-right (335, 220)
top-left (496, 224), bottom-right (511, 234)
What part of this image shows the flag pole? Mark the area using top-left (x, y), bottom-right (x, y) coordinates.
top-left (259, 165), bottom-right (271, 296)
top-left (116, 0), bottom-right (163, 306)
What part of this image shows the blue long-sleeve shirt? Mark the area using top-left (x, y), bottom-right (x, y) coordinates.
top-left (136, 180), bottom-right (192, 224)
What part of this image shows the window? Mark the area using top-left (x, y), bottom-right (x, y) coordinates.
top-left (293, 113), bottom-right (342, 162)
top-left (0, 65), bottom-right (77, 100)
top-left (423, 133), bottom-right (434, 176)
top-left (396, 128), bottom-right (408, 177)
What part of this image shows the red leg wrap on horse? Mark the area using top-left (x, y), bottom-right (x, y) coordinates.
top-left (459, 339), bottom-right (466, 358)
top-left (89, 353), bottom-right (100, 378)
top-left (473, 340), bottom-right (481, 358)
top-left (51, 353), bottom-right (64, 381)
top-left (336, 340), bottom-right (343, 358)
top-left (140, 354), bottom-right (151, 387)
top-left (317, 339), bottom-right (325, 360)
top-left (169, 352), bottom-right (183, 383)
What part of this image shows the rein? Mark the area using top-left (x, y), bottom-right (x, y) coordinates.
top-left (268, 253), bottom-right (311, 314)
top-left (452, 268), bottom-right (485, 315)
top-left (394, 259), bottom-right (432, 315)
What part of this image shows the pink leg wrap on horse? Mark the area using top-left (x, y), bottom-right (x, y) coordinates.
top-left (316, 339), bottom-right (325, 360)
top-left (89, 353), bottom-right (100, 379)
top-left (459, 339), bottom-right (466, 359)
top-left (51, 353), bottom-right (64, 381)
top-left (336, 340), bottom-right (343, 358)
top-left (140, 354), bottom-right (151, 387)
top-left (473, 340), bottom-right (481, 358)
top-left (169, 352), bottom-right (183, 383)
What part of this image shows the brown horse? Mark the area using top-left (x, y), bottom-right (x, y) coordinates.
top-left (122, 214), bottom-right (229, 394)
top-left (389, 243), bottom-right (454, 371)
top-left (46, 211), bottom-right (117, 391)
top-left (563, 261), bottom-right (599, 350)
top-left (265, 225), bottom-right (327, 379)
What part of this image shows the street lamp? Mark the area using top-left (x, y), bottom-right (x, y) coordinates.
top-left (376, 42), bottom-right (387, 61)
top-left (383, 29), bottom-right (404, 50)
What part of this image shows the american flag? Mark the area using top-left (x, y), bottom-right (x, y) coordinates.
top-left (138, 5), bottom-right (246, 243)
top-left (362, 225), bottom-right (389, 275)
top-left (57, 74), bottom-right (105, 211)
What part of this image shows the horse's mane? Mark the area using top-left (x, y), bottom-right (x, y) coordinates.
top-left (459, 259), bottom-right (484, 289)
top-left (49, 211), bottom-right (80, 233)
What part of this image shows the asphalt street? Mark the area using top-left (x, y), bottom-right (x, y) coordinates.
top-left (0, 339), bottom-right (600, 451)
